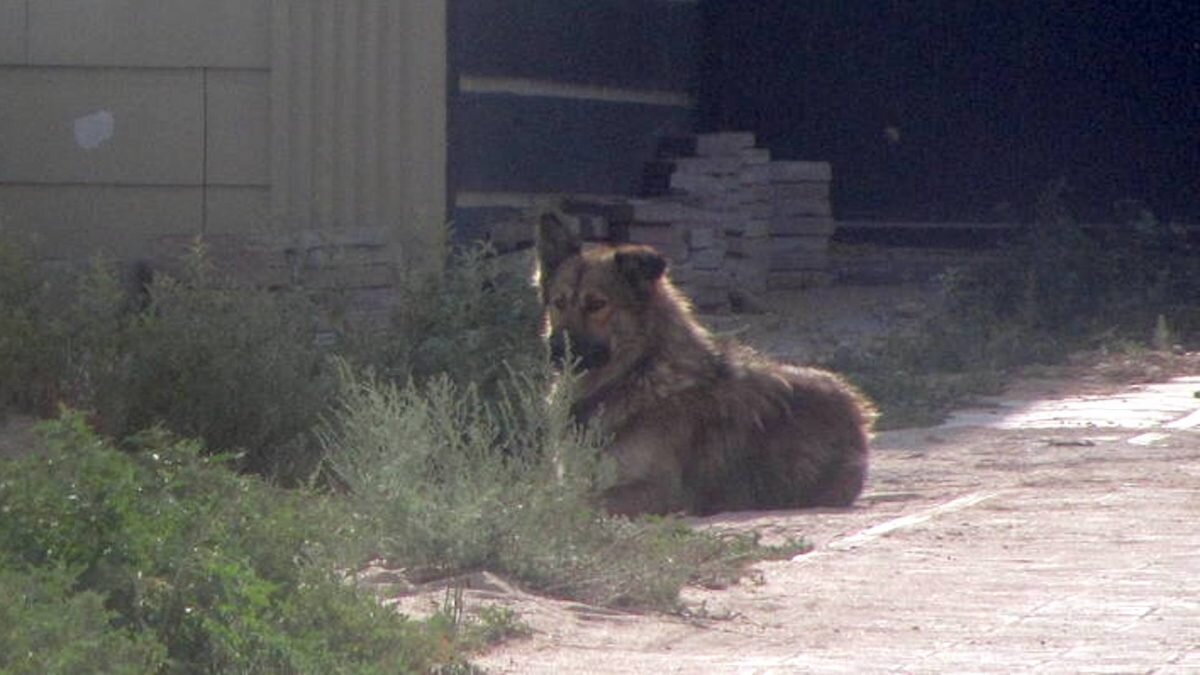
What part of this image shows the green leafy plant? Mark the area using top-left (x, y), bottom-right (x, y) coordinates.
top-left (0, 565), bottom-right (167, 675)
top-left (113, 246), bottom-right (334, 479)
top-left (357, 242), bottom-right (544, 396)
top-left (322, 360), bottom-right (612, 577)
top-left (0, 236), bottom-right (61, 415)
top-left (467, 604), bottom-right (532, 647)
top-left (0, 239), bottom-right (334, 480)
top-left (0, 412), bottom-right (469, 673)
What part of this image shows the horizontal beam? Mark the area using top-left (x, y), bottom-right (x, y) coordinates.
top-left (458, 75), bottom-right (692, 108)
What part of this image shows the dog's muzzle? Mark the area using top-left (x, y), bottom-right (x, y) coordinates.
top-left (548, 330), bottom-right (611, 371)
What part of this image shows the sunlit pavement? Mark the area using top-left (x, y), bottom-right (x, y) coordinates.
top-left (946, 376), bottom-right (1200, 432)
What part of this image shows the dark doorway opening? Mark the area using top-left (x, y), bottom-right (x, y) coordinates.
top-left (699, 1), bottom-right (1200, 224)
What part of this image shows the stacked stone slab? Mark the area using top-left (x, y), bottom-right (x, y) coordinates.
top-left (768, 160), bottom-right (836, 289)
top-left (621, 132), bottom-right (835, 310)
top-left (625, 198), bottom-right (730, 309)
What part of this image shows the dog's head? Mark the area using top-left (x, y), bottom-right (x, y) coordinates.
top-left (535, 212), bottom-right (667, 372)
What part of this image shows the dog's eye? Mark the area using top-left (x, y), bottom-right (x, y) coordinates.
top-left (583, 297), bottom-right (608, 313)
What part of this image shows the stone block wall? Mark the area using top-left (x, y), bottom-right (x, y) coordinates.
top-left (151, 226), bottom-right (403, 333)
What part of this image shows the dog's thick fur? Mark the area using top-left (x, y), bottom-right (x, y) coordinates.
top-left (536, 213), bottom-right (874, 516)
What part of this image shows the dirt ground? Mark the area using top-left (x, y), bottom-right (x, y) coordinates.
top-left (705, 283), bottom-right (942, 365)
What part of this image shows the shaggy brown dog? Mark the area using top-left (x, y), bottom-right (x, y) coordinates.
top-left (536, 213), bottom-right (874, 516)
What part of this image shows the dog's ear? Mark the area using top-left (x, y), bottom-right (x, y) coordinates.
top-left (614, 246), bottom-right (666, 294)
top-left (535, 212), bottom-right (582, 297)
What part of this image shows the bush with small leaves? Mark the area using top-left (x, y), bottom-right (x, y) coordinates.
top-left (0, 412), bottom-right (469, 673)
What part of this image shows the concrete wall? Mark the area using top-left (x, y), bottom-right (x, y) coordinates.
top-left (0, 0), bottom-right (269, 261)
top-left (0, 0), bottom-right (446, 274)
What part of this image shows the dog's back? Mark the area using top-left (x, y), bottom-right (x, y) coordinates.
top-left (648, 346), bottom-right (871, 515)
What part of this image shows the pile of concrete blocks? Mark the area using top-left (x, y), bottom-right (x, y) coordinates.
top-left (767, 159), bottom-right (836, 290)
top-left (621, 132), bottom-right (836, 311)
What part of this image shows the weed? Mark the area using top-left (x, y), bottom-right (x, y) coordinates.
top-left (1, 231), bottom-right (831, 624)
top-left (424, 584), bottom-right (530, 649)
top-left (468, 604), bottom-right (532, 646)
top-left (323, 363), bottom-right (777, 610)
top-left (0, 565), bottom-right (167, 674)
top-left (0, 237), bottom-right (60, 415)
top-left (322, 360), bottom-right (610, 578)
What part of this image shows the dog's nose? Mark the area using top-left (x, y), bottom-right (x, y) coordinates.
top-left (549, 330), bottom-right (611, 372)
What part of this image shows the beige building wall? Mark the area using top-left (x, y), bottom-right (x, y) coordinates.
top-left (271, 1), bottom-right (447, 274)
top-left (0, 0), bottom-right (446, 274)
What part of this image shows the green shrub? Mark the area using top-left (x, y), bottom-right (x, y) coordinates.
top-left (0, 412), bottom-right (466, 674)
top-left (322, 360), bottom-right (611, 575)
top-left (0, 237), bottom-right (59, 415)
top-left (323, 363), bottom-right (800, 609)
top-left (0, 239), bottom-right (155, 426)
top-left (52, 257), bottom-right (138, 436)
top-left (1004, 182), bottom-right (1200, 339)
top-left (113, 250), bottom-right (333, 479)
top-left (0, 240), bottom-right (333, 480)
top-left (0, 566), bottom-right (167, 675)
top-left (358, 242), bottom-right (543, 396)
top-left (4, 234), bottom-right (777, 612)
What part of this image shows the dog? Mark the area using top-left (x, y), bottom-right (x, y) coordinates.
top-left (535, 213), bottom-right (874, 516)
